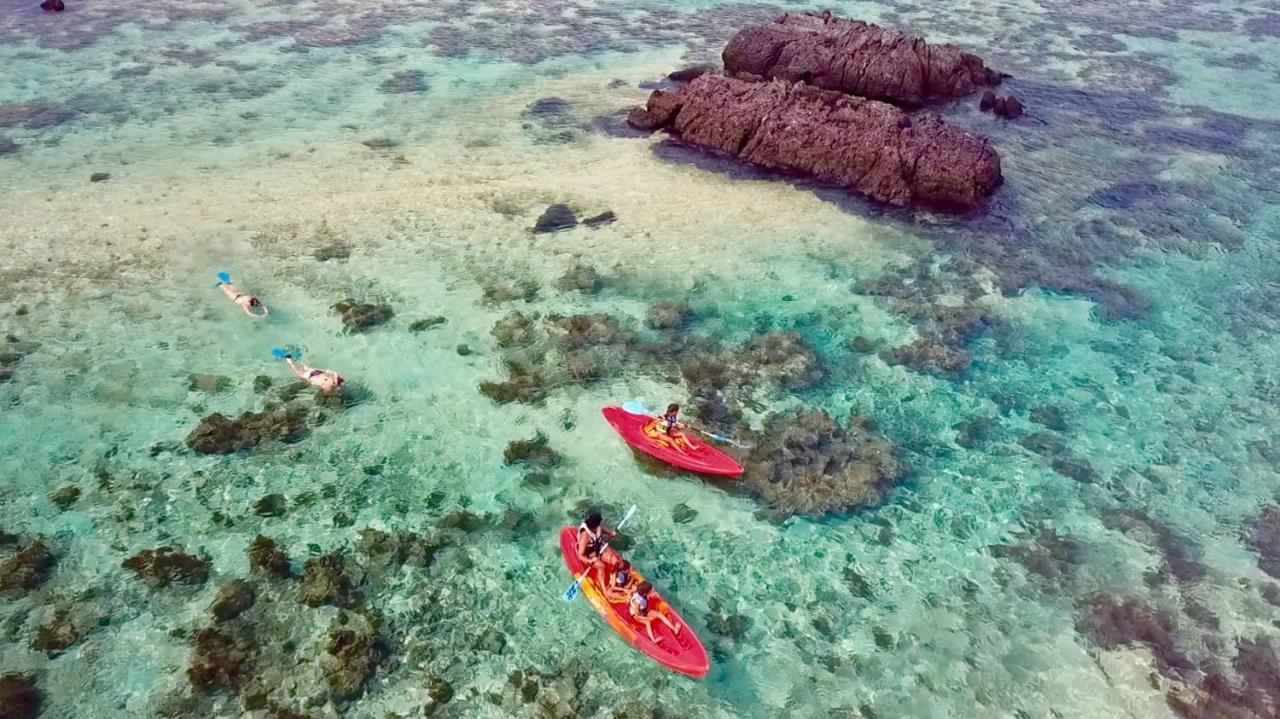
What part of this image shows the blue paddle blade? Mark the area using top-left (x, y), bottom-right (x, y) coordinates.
top-left (621, 400), bottom-right (651, 416)
top-left (562, 580), bottom-right (582, 603)
top-left (216, 271), bottom-right (231, 284)
top-left (271, 348), bottom-right (289, 360)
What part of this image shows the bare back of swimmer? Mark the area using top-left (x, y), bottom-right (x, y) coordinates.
top-left (283, 356), bottom-right (344, 394)
top-left (215, 273), bottom-right (269, 319)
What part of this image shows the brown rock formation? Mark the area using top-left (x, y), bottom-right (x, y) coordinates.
top-left (629, 74), bottom-right (1001, 210)
top-left (723, 12), bottom-right (999, 108)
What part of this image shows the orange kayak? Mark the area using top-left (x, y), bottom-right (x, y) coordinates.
top-left (601, 406), bottom-right (744, 478)
top-left (558, 527), bottom-right (710, 679)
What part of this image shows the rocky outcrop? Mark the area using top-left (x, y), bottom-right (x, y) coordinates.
top-left (248, 535), bottom-right (292, 578)
top-left (742, 409), bottom-right (906, 517)
top-left (332, 299), bottom-right (393, 331)
top-left (186, 405), bottom-right (308, 454)
top-left (122, 547), bottom-right (211, 588)
top-left (0, 540), bottom-right (55, 596)
top-left (210, 580), bottom-right (257, 622)
top-left (0, 674), bottom-right (40, 719)
top-left (629, 74), bottom-right (1000, 210)
top-left (722, 12), bottom-right (999, 108)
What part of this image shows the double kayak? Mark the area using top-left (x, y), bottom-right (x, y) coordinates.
top-left (558, 527), bottom-right (710, 679)
top-left (601, 406), bottom-right (744, 478)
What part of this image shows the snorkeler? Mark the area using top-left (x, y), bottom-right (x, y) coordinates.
top-left (215, 272), bottom-right (268, 319)
top-left (273, 349), bottom-right (344, 394)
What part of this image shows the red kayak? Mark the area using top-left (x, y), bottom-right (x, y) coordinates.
top-left (559, 527), bottom-right (710, 679)
top-left (601, 406), bottom-right (743, 478)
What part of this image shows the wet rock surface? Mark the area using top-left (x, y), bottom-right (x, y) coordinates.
top-left (122, 546), bottom-right (211, 588)
top-left (630, 74), bottom-right (1001, 210)
top-left (332, 299), bottom-right (393, 331)
top-left (0, 673), bottom-right (40, 719)
top-left (723, 12), bottom-right (999, 108)
top-left (187, 404), bottom-right (309, 454)
top-left (0, 539), bottom-right (55, 595)
top-left (742, 409), bottom-right (905, 517)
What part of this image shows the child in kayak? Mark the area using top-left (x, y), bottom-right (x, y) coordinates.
top-left (630, 581), bottom-right (681, 643)
top-left (216, 273), bottom-right (269, 319)
top-left (576, 512), bottom-right (617, 570)
top-left (602, 554), bottom-right (636, 604)
top-left (282, 354), bottom-right (345, 394)
top-left (643, 403), bottom-right (698, 452)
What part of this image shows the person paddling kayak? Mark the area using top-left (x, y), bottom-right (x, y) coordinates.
top-left (215, 272), bottom-right (268, 319)
top-left (274, 349), bottom-right (344, 394)
top-left (630, 581), bottom-right (681, 643)
top-left (576, 512), bottom-right (617, 571)
top-left (643, 403), bottom-right (698, 451)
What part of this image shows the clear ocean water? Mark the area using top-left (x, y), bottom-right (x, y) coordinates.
top-left (3, 0), bottom-right (1280, 717)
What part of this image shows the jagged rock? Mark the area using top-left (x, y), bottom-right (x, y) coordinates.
top-left (722, 12), bottom-right (999, 107)
top-left (883, 339), bottom-right (970, 375)
top-left (0, 673), bottom-right (40, 719)
top-left (188, 627), bottom-right (257, 692)
top-left (254, 494), bottom-right (287, 517)
top-left (533, 204), bottom-right (578, 233)
top-left (248, 536), bottom-right (292, 578)
top-left (554, 264), bottom-right (603, 294)
top-left (122, 547), bottom-right (211, 588)
top-left (332, 299), bottom-right (393, 331)
top-left (39, 0), bottom-right (64, 11)
top-left (491, 310), bottom-right (541, 348)
top-left (629, 74), bottom-right (1001, 209)
top-left (409, 316), bottom-right (448, 332)
top-left (90, 172), bottom-right (110, 182)
top-left (0, 541), bottom-right (55, 595)
top-left (32, 608), bottom-right (84, 654)
top-left (49, 485), bottom-right (80, 509)
top-left (582, 211), bottom-right (617, 228)
top-left (186, 405), bottom-right (308, 454)
top-left (210, 580), bottom-right (256, 622)
top-left (504, 432), bottom-right (562, 467)
top-left (298, 553), bottom-right (361, 608)
top-left (646, 300), bottom-right (691, 330)
top-left (324, 627), bottom-right (385, 701)
top-left (993, 95), bottom-right (1024, 119)
top-left (668, 65), bottom-right (717, 82)
top-left (743, 409), bottom-right (906, 517)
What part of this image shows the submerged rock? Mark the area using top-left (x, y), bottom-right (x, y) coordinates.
top-left (533, 204), bottom-right (578, 233)
top-left (332, 299), bottom-right (393, 331)
top-left (1248, 505), bottom-right (1280, 579)
top-left (409, 316), bottom-right (448, 332)
top-left (668, 64), bottom-right (716, 82)
top-left (187, 405), bottom-right (308, 454)
top-left (491, 310), bottom-right (541, 348)
top-left (1075, 595), bottom-right (1193, 676)
top-left (722, 12), bottom-right (1000, 108)
top-left (314, 242), bottom-right (351, 261)
top-left (89, 172), bottom-right (110, 183)
top-left (0, 540), bottom-right (55, 595)
top-left (39, 0), bottom-right (64, 10)
top-left (298, 553), bottom-right (361, 608)
top-left (741, 331), bottom-right (823, 389)
top-left (0, 674), bottom-right (40, 719)
top-left (325, 627), bottom-right (385, 701)
top-left (0, 138), bottom-right (18, 156)
top-left (554, 263), bottom-right (603, 294)
top-left (1030, 405), bottom-right (1069, 432)
top-left (210, 579), bottom-right (257, 622)
top-left (504, 432), bottom-right (562, 467)
top-left (646, 300), bottom-right (692, 330)
top-left (254, 493), bottom-right (287, 517)
top-left (248, 535), bottom-right (292, 578)
top-left (188, 627), bottom-right (257, 692)
top-left (992, 529), bottom-right (1080, 588)
top-left (49, 485), bottom-right (80, 509)
top-left (743, 409), bottom-right (905, 518)
top-left (1103, 509), bottom-right (1206, 585)
top-left (32, 608), bottom-right (85, 654)
top-left (883, 339), bottom-right (970, 376)
top-left (378, 70), bottom-right (429, 94)
top-left (483, 279), bottom-right (540, 304)
top-left (630, 74), bottom-right (1001, 210)
top-left (122, 547), bottom-right (211, 588)
top-left (582, 211), bottom-right (617, 228)
top-left (479, 358), bottom-right (548, 405)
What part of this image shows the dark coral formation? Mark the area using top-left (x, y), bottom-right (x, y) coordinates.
top-left (0, 539), bottom-right (55, 595)
top-left (646, 300), bottom-right (692, 330)
top-left (629, 74), bottom-right (1001, 210)
top-left (1075, 595), bottom-right (1193, 676)
top-left (188, 627), bottom-right (257, 692)
top-left (1247, 505), bottom-right (1280, 579)
top-left (122, 546), bottom-right (211, 588)
top-left (503, 432), bottom-right (562, 467)
top-left (186, 404), bottom-right (309, 454)
top-left (723, 12), bottom-right (999, 108)
top-left (883, 338), bottom-right (971, 376)
top-left (248, 535), bottom-right (292, 578)
top-left (332, 299), bottom-right (393, 331)
top-left (0, 673), bottom-right (40, 719)
top-left (298, 553), bottom-right (362, 608)
top-left (491, 310), bottom-right (541, 348)
top-left (32, 608), bottom-right (85, 654)
top-left (991, 528), bottom-right (1080, 589)
top-left (742, 409), bottom-right (905, 517)
top-left (324, 625), bottom-right (386, 702)
top-left (1103, 509), bottom-right (1206, 585)
top-left (211, 579), bottom-right (257, 622)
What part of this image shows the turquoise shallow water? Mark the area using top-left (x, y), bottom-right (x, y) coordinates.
top-left (4, 0), bottom-right (1280, 717)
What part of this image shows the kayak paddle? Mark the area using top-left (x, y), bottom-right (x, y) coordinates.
top-left (621, 401), bottom-right (749, 449)
top-left (563, 504), bottom-right (637, 603)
